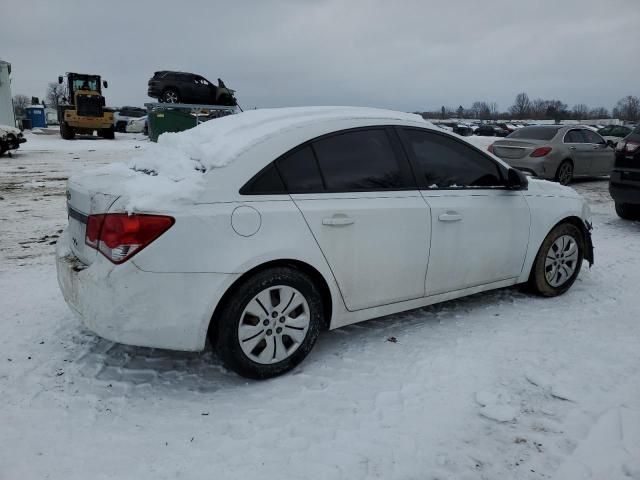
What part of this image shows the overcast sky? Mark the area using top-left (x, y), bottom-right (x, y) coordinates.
top-left (2, 0), bottom-right (639, 112)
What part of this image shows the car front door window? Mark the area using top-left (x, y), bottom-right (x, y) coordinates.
top-left (400, 127), bottom-right (530, 295)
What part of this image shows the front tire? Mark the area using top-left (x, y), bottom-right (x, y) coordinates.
top-left (555, 160), bottom-right (574, 185)
top-left (212, 267), bottom-right (323, 379)
top-left (615, 202), bottom-right (640, 220)
top-left (60, 122), bottom-right (75, 140)
top-left (100, 127), bottom-right (115, 139)
top-left (528, 223), bottom-right (584, 297)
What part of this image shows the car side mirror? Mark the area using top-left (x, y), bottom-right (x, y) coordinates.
top-left (58, 76), bottom-right (63, 84)
top-left (507, 168), bottom-right (528, 190)
top-left (103, 80), bottom-right (108, 88)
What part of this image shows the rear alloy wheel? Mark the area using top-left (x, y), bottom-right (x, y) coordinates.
top-left (555, 161), bottom-right (573, 185)
top-left (213, 267), bottom-right (323, 379)
top-left (160, 89), bottom-right (180, 104)
top-left (528, 223), bottom-right (584, 296)
top-left (615, 202), bottom-right (640, 221)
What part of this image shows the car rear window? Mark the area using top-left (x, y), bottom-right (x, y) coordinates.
top-left (507, 126), bottom-right (561, 140)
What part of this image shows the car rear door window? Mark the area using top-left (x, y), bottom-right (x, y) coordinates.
top-left (240, 163), bottom-right (286, 194)
top-left (564, 130), bottom-right (586, 143)
top-left (277, 146), bottom-right (324, 193)
top-left (402, 128), bottom-right (503, 188)
top-left (312, 129), bottom-right (412, 191)
top-left (582, 130), bottom-right (605, 144)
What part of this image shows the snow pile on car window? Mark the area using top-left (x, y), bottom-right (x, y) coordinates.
top-left (83, 107), bottom-right (428, 211)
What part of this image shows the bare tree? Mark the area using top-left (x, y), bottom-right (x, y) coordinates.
top-left (572, 104), bottom-right (589, 120)
top-left (45, 82), bottom-right (65, 110)
top-left (509, 92), bottom-right (531, 119)
top-left (471, 101), bottom-right (491, 120)
top-left (545, 100), bottom-right (568, 123)
top-left (589, 107), bottom-right (609, 119)
top-left (614, 95), bottom-right (640, 122)
top-left (530, 98), bottom-right (548, 120)
top-left (12, 94), bottom-right (30, 118)
top-left (488, 102), bottom-right (498, 120)
top-left (456, 105), bottom-right (464, 118)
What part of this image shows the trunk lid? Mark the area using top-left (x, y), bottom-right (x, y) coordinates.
top-left (66, 172), bottom-right (128, 265)
top-left (492, 139), bottom-right (547, 159)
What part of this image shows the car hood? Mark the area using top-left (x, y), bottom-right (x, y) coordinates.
top-left (0, 124), bottom-right (21, 136)
top-left (525, 177), bottom-right (581, 199)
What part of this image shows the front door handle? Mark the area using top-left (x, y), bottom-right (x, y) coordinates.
top-left (569, 146), bottom-right (576, 150)
top-left (438, 212), bottom-right (462, 222)
top-left (322, 215), bottom-right (355, 226)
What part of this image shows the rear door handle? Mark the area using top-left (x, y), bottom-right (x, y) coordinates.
top-left (322, 215), bottom-right (355, 226)
top-left (438, 212), bottom-right (462, 222)
top-left (569, 146), bottom-right (576, 150)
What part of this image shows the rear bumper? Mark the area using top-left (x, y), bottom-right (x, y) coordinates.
top-left (609, 169), bottom-right (640, 205)
top-left (55, 229), bottom-right (237, 351)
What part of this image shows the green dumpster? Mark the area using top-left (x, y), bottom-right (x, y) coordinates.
top-left (147, 109), bottom-right (197, 142)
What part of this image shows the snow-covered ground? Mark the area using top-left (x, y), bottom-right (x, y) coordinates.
top-left (1, 130), bottom-right (639, 479)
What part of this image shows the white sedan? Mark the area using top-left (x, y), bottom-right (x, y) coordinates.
top-left (56, 107), bottom-right (594, 379)
top-left (125, 115), bottom-right (147, 134)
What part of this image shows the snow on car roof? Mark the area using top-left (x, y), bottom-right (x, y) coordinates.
top-left (150, 106), bottom-right (426, 170)
top-left (87, 107), bottom-right (430, 211)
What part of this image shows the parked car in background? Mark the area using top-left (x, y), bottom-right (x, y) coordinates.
top-left (610, 124), bottom-right (640, 220)
top-left (453, 124), bottom-right (473, 136)
top-left (56, 107), bottom-right (593, 379)
top-left (598, 125), bottom-right (633, 147)
top-left (475, 124), bottom-right (509, 137)
top-left (0, 124), bottom-right (26, 156)
top-left (489, 125), bottom-right (613, 185)
top-left (114, 107), bottom-right (146, 132)
top-left (126, 115), bottom-right (148, 135)
top-left (147, 71), bottom-right (238, 106)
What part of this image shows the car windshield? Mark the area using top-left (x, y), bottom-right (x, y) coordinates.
top-left (507, 126), bottom-right (561, 140)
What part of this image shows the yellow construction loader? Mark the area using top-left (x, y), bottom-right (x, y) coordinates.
top-left (57, 73), bottom-right (114, 139)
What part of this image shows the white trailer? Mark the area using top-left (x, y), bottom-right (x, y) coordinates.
top-left (0, 60), bottom-right (16, 127)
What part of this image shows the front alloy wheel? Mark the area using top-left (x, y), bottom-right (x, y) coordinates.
top-left (529, 222), bottom-right (584, 296)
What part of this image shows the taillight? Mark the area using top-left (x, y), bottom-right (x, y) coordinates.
top-left (85, 213), bottom-right (174, 264)
top-left (616, 141), bottom-right (626, 152)
top-left (530, 146), bottom-right (552, 157)
top-left (487, 143), bottom-right (494, 154)
top-left (626, 141), bottom-right (640, 153)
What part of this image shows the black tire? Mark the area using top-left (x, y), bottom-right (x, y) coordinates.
top-left (101, 127), bottom-right (115, 139)
top-left (528, 222), bottom-right (584, 297)
top-left (60, 122), bottom-right (75, 140)
top-left (160, 88), bottom-right (180, 104)
top-left (0, 141), bottom-right (6, 157)
top-left (555, 160), bottom-right (574, 185)
top-left (212, 267), bottom-right (324, 379)
top-left (615, 202), bottom-right (640, 220)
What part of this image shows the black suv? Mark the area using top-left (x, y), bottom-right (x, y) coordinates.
top-left (475, 124), bottom-right (509, 137)
top-left (147, 71), bottom-right (237, 106)
top-left (610, 124), bottom-right (640, 220)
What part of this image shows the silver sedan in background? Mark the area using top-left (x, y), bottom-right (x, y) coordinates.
top-left (489, 125), bottom-right (614, 185)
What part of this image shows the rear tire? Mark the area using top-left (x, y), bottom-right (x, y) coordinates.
top-left (528, 222), bottom-right (584, 297)
top-left (160, 89), bottom-right (180, 104)
top-left (615, 202), bottom-right (640, 220)
top-left (212, 267), bottom-right (323, 379)
top-left (555, 160), bottom-right (573, 185)
top-left (60, 122), bottom-right (75, 140)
